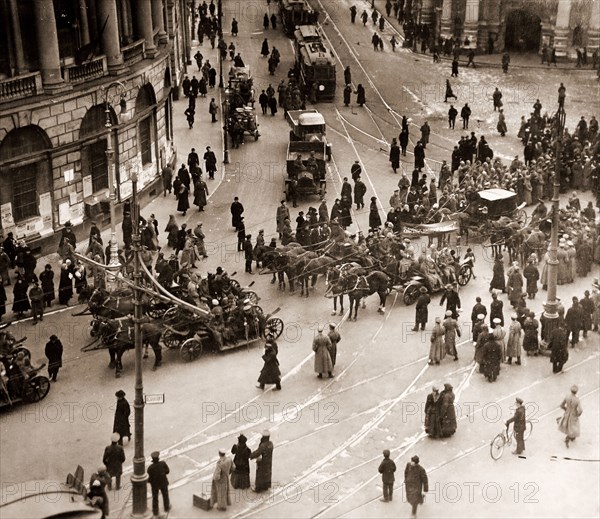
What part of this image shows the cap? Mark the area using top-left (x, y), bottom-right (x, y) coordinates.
top-left (571, 385), bottom-right (579, 393)
top-left (218, 448), bottom-right (226, 455)
top-left (511, 314), bottom-right (517, 320)
top-left (262, 429), bottom-right (270, 437)
top-left (243, 305), bottom-right (252, 311)
top-left (212, 299), bottom-right (219, 306)
top-left (411, 455), bottom-right (420, 463)
top-left (111, 433), bottom-right (121, 443)
top-left (329, 323), bottom-right (336, 329)
top-left (151, 451), bottom-right (160, 459)
top-left (445, 310), bottom-right (452, 317)
top-left (477, 313), bottom-right (485, 320)
top-left (317, 324), bottom-right (324, 332)
top-left (382, 449), bottom-right (390, 457)
top-left (115, 390), bottom-right (126, 398)
top-left (493, 317), bottom-right (501, 324)
top-left (515, 397), bottom-right (523, 404)
top-left (97, 465), bottom-right (107, 473)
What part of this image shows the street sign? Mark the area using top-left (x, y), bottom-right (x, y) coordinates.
top-left (144, 393), bottom-right (165, 404)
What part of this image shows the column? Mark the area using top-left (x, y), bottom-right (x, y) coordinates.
top-left (34, 0), bottom-right (65, 90)
top-left (588, 2), bottom-right (600, 50)
top-left (440, 0), bottom-right (453, 39)
top-left (97, 0), bottom-right (126, 73)
top-left (463, 0), bottom-right (480, 48)
top-left (136, 0), bottom-right (158, 58)
top-left (118, 0), bottom-right (133, 44)
top-left (553, 0), bottom-right (572, 57)
top-left (421, 0), bottom-right (434, 26)
top-left (79, 0), bottom-right (90, 45)
top-left (8, 0), bottom-right (26, 74)
top-left (152, 0), bottom-right (168, 44)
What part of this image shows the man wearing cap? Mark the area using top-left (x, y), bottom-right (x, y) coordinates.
top-left (439, 284), bottom-right (461, 320)
top-left (549, 320), bottom-right (569, 373)
top-left (505, 398), bottom-right (526, 455)
top-left (472, 314), bottom-right (486, 343)
top-left (404, 455), bottom-right (428, 517)
top-left (313, 325), bottom-right (334, 378)
top-left (250, 430), bottom-right (274, 492)
top-left (470, 297), bottom-right (487, 327)
top-left (351, 160), bottom-right (362, 182)
top-left (276, 200), bottom-right (290, 238)
top-left (211, 448), bottom-right (233, 510)
top-left (489, 292), bottom-right (504, 328)
top-left (559, 385), bottom-right (583, 448)
top-left (413, 287), bottom-right (430, 331)
top-left (113, 390), bottom-right (131, 445)
top-left (378, 449), bottom-right (396, 502)
top-left (565, 297), bottom-right (584, 347)
top-left (580, 290), bottom-right (594, 339)
top-left (244, 234), bottom-right (254, 274)
top-left (354, 177), bottom-right (367, 209)
top-left (327, 323), bottom-right (341, 369)
top-left (103, 433), bottom-right (126, 490)
top-left (147, 451), bottom-right (171, 516)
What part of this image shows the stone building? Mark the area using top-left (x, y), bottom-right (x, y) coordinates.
top-left (0, 0), bottom-right (193, 252)
top-left (413, 0), bottom-right (600, 56)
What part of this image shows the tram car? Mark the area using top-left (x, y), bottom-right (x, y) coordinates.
top-left (293, 25), bottom-right (336, 102)
top-left (279, 0), bottom-right (319, 37)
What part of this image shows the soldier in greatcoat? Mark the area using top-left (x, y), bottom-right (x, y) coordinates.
top-left (313, 325), bottom-right (333, 378)
top-left (250, 430), bottom-right (274, 492)
top-left (559, 385), bottom-right (583, 447)
top-left (404, 455), bottom-right (428, 517)
top-left (413, 287), bottom-right (430, 331)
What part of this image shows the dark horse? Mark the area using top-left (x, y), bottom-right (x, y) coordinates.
top-left (90, 316), bottom-right (163, 377)
top-left (326, 271), bottom-right (390, 321)
top-left (88, 287), bottom-right (135, 318)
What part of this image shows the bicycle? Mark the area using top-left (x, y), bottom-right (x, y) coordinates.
top-left (490, 420), bottom-right (533, 460)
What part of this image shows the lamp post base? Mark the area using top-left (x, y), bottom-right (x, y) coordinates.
top-left (130, 469), bottom-right (150, 518)
top-left (104, 264), bottom-right (122, 292)
top-left (540, 309), bottom-right (559, 355)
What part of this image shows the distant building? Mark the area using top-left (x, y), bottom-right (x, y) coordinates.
top-left (0, 0), bottom-right (192, 251)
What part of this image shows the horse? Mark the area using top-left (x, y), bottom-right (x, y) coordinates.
top-left (286, 250), bottom-right (318, 295)
top-left (297, 255), bottom-right (337, 297)
top-left (90, 316), bottom-right (163, 377)
top-left (87, 287), bottom-right (135, 318)
top-left (326, 271), bottom-right (390, 321)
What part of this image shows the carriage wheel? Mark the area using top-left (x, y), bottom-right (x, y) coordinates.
top-left (24, 375), bottom-right (51, 403)
top-left (162, 307), bottom-right (179, 325)
top-left (146, 298), bottom-right (167, 319)
top-left (403, 285), bottom-right (419, 306)
top-left (12, 346), bottom-right (30, 359)
top-left (490, 433), bottom-right (506, 460)
top-left (458, 265), bottom-right (472, 286)
top-left (264, 318), bottom-right (284, 340)
top-left (245, 291), bottom-right (259, 305)
top-left (180, 338), bottom-right (204, 362)
top-left (516, 209), bottom-right (527, 226)
top-left (162, 330), bottom-right (184, 349)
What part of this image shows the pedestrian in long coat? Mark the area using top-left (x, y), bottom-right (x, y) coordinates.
top-left (368, 198), bottom-right (382, 232)
top-left (313, 327), bottom-right (333, 378)
top-left (413, 287), bottom-right (430, 331)
top-left (507, 267), bottom-right (524, 307)
top-left (103, 433), bottom-right (126, 490)
top-left (550, 322), bottom-right (569, 373)
top-left (490, 254), bottom-right (505, 292)
top-left (327, 324), bottom-right (341, 368)
top-left (389, 139), bottom-right (400, 173)
top-left (231, 434), bottom-right (251, 489)
top-left (474, 326), bottom-right (489, 370)
top-left (424, 387), bottom-right (441, 437)
top-left (506, 315), bottom-right (522, 364)
top-left (211, 450), bottom-right (232, 511)
top-left (11, 273), bottom-right (30, 317)
top-left (231, 197), bottom-right (244, 229)
top-left (44, 334), bottom-right (63, 382)
top-left (523, 261), bottom-right (539, 298)
top-left (443, 312), bottom-right (461, 360)
top-left (356, 84), bottom-right (366, 106)
top-left (522, 312), bottom-right (539, 355)
top-left (489, 293), bottom-right (504, 327)
top-left (343, 84), bottom-right (352, 106)
top-left (113, 390), bottom-right (131, 445)
top-left (250, 431), bottom-right (274, 492)
top-left (165, 215), bottom-right (179, 248)
top-left (194, 179), bottom-right (209, 211)
top-left (439, 383), bottom-right (457, 437)
top-left (482, 335), bottom-right (502, 382)
top-left (257, 342), bottom-right (281, 390)
top-left (559, 385), bottom-right (583, 447)
top-left (354, 179), bottom-right (367, 209)
top-left (404, 456), bottom-right (428, 517)
top-left (492, 322), bottom-right (506, 361)
top-left (261, 38), bottom-right (269, 57)
top-left (427, 317), bottom-right (445, 365)
top-left (39, 264), bottom-right (55, 307)
top-left (177, 183), bottom-right (190, 215)
top-left (414, 141), bottom-right (425, 170)
top-left (440, 285), bottom-right (461, 319)
top-left (276, 201), bottom-right (290, 236)
top-left (420, 122), bottom-right (430, 148)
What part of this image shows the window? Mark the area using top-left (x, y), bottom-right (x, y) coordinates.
top-left (89, 140), bottom-right (109, 193)
top-left (139, 116), bottom-right (152, 165)
top-left (12, 165), bottom-right (38, 221)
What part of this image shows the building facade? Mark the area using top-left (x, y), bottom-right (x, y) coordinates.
top-left (0, 0), bottom-right (193, 251)
top-left (413, 0), bottom-right (600, 56)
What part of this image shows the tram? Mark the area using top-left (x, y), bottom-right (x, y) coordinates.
top-left (279, 0), bottom-right (319, 37)
top-left (293, 25), bottom-right (336, 102)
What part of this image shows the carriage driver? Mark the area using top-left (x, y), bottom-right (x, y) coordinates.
top-left (306, 151), bottom-right (319, 179)
top-left (209, 299), bottom-right (225, 349)
top-left (294, 154), bottom-right (304, 175)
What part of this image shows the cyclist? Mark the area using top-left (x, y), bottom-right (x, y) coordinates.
top-left (505, 397), bottom-right (526, 455)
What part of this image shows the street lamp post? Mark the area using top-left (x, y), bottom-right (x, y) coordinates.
top-left (129, 170), bottom-right (148, 517)
top-left (103, 81), bottom-right (127, 291)
top-left (222, 91), bottom-right (230, 164)
top-left (542, 106), bottom-right (566, 343)
top-left (218, 0), bottom-right (224, 88)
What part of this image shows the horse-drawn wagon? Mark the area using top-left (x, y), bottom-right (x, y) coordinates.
top-left (225, 65), bottom-right (259, 142)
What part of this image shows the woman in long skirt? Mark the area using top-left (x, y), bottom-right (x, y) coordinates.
top-left (12, 273), bottom-right (30, 318)
top-left (39, 264), bottom-right (55, 307)
top-left (165, 215), bottom-right (179, 248)
top-left (177, 184), bottom-right (190, 216)
top-left (428, 317), bottom-right (445, 365)
top-left (489, 254), bottom-right (506, 292)
top-left (231, 434), bottom-right (251, 489)
top-left (58, 260), bottom-right (74, 305)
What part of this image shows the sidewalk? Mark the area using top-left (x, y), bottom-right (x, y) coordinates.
top-left (0, 38), bottom-right (225, 321)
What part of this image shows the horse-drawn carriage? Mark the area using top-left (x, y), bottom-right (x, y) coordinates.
top-left (0, 325), bottom-right (50, 408)
top-left (225, 66), bottom-right (259, 141)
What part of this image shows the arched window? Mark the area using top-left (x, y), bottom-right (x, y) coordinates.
top-left (80, 104), bottom-right (118, 194)
top-left (135, 85), bottom-right (156, 166)
top-left (0, 126), bottom-right (52, 223)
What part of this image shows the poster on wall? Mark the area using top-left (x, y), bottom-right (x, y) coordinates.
top-left (38, 192), bottom-right (53, 235)
top-left (70, 202), bottom-right (85, 224)
top-left (83, 175), bottom-right (93, 198)
top-left (1, 202), bottom-right (15, 229)
top-left (58, 202), bottom-right (70, 225)
top-left (120, 180), bottom-right (133, 200)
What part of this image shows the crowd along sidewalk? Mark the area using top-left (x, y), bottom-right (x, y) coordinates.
top-left (0, 39), bottom-right (225, 320)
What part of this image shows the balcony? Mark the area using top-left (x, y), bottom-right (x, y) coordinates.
top-left (123, 39), bottom-right (146, 66)
top-left (0, 72), bottom-right (42, 103)
top-left (62, 56), bottom-right (108, 84)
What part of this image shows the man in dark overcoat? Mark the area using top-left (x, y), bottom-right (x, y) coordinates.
top-left (471, 297), bottom-right (486, 326)
top-left (378, 449), bottom-right (396, 502)
top-left (404, 455), bottom-right (428, 517)
top-left (250, 430), bottom-right (274, 492)
top-left (45, 334), bottom-right (63, 381)
top-left (413, 287), bottom-right (430, 331)
top-left (230, 197), bottom-right (244, 229)
top-left (147, 451), bottom-right (171, 516)
top-left (550, 321), bottom-right (569, 373)
top-left (439, 284), bottom-right (461, 319)
top-left (113, 390), bottom-right (131, 445)
top-left (103, 433), bottom-right (126, 490)
top-left (354, 178), bottom-right (367, 209)
top-left (257, 341), bottom-right (281, 390)
top-left (489, 292), bottom-right (504, 327)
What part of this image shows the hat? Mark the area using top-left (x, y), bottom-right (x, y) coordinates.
top-left (411, 455), bottom-right (420, 463)
top-left (382, 449), bottom-right (390, 457)
top-left (111, 433), bottom-right (121, 443)
top-left (515, 397), bottom-right (523, 405)
top-left (218, 448), bottom-right (226, 455)
top-left (419, 287), bottom-right (428, 293)
top-left (317, 324), bottom-right (324, 332)
top-left (243, 305), bottom-right (252, 311)
top-left (511, 314), bottom-right (517, 320)
top-left (115, 390), bottom-right (126, 398)
top-left (493, 317), bottom-right (501, 324)
top-left (571, 385), bottom-right (579, 393)
top-left (435, 317), bottom-right (441, 323)
top-left (212, 299), bottom-right (219, 306)
top-left (329, 323), bottom-right (336, 329)
top-left (262, 429), bottom-right (270, 437)
top-left (237, 434), bottom-right (247, 443)
top-left (92, 480), bottom-right (101, 487)
top-left (477, 313), bottom-right (484, 320)
top-left (445, 310), bottom-right (452, 317)
top-left (97, 465), bottom-right (107, 473)
top-left (151, 451), bottom-right (160, 460)
top-left (371, 196), bottom-right (377, 201)
top-left (50, 334), bottom-right (58, 341)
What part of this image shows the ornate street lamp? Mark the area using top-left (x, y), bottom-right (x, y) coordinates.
top-left (542, 105), bottom-right (566, 343)
top-left (129, 169), bottom-right (148, 517)
top-left (218, 0), bottom-right (224, 88)
top-left (102, 81), bottom-right (128, 291)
